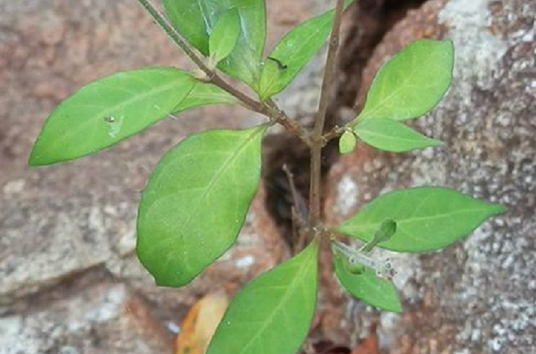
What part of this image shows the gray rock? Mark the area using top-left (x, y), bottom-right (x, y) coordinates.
top-left (0, 277), bottom-right (172, 354)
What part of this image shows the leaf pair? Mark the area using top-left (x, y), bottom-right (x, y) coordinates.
top-left (164, 0), bottom-right (351, 99)
top-left (163, 0), bottom-right (266, 86)
top-left (340, 40), bottom-right (454, 155)
top-left (334, 187), bottom-right (507, 311)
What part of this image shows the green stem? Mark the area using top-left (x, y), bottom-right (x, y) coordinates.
top-left (135, 0), bottom-right (210, 74)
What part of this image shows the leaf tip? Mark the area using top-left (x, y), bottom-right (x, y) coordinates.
top-left (390, 303), bottom-right (404, 313)
top-left (430, 138), bottom-right (444, 148)
top-left (28, 144), bottom-right (48, 167)
top-left (491, 203), bottom-right (508, 215)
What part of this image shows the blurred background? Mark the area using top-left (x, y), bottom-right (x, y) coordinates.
top-left (0, 0), bottom-right (535, 353)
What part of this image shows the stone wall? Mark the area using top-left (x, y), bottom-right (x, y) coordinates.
top-left (326, 0), bottom-right (536, 352)
top-left (1, 0), bottom-right (535, 353)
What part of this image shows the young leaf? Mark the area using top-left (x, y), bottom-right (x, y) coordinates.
top-left (357, 39), bottom-right (454, 121)
top-left (334, 255), bottom-right (402, 313)
top-left (258, 2), bottom-right (352, 100)
top-left (361, 219), bottom-right (397, 253)
top-left (137, 127), bottom-right (266, 287)
top-left (354, 118), bottom-right (442, 153)
top-left (339, 187), bottom-right (507, 253)
top-left (163, 0), bottom-right (266, 86)
top-left (206, 241), bottom-right (319, 354)
top-left (339, 130), bottom-right (357, 155)
top-left (209, 8), bottom-right (241, 67)
top-left (29, 69), bottom-right (236, 166)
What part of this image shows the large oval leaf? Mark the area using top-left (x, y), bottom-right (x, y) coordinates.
top-left (334, 255), bottom-right (402, 313)
top-left (163, 0), bottom-right (266, 86)
top-left (206, 241), bottom-right (319, 354)
top-left (339, 187), bottom-right (507, 253)
top-left (354, 118), bottom-right (442, 153)
top-left (258, 3), bottom-right (351, 100)
top-left (29, 69), bottom-right (237, 166)
top-left (357, 39), bottom-right (454, 121)
top-left (137, 127), bottom-right (266, 287)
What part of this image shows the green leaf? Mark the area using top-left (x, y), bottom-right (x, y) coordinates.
top-left (334, 254), bottom-right (402, 313)
top-left (361, 219), bottom-right (397, 253)
top-left (207, 241), bottom-right (319, 354)
top-left (339, 130), bottom-right (357, 155)
top-left (354, 118), bottom-right (442, 152)
top-left (137, 127), bottom-right (266, 287)
top-left (209, 8), bottom-right (241, 66)
top-left (29, 69), bottom-right (236, 166)
top-left (258, 2), bottom-right (351, 100)
top-left (173, 79), bottom-right (239, 113)
top-left (357, 39), bottom-right (454, 121)
top-left (339, 187), bottom-right (507, 253)
top-left (163, 0), bottom-right (266, 86)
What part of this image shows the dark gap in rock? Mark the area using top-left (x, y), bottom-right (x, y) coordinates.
top-left (263, 0), bottom-right (430, 250)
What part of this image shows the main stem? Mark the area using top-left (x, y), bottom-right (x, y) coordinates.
top-left (309, 0), bottom-right (345, 221)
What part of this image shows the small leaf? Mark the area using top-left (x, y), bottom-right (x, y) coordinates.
top-left (354, 118), bottom-right (442, 152)
top-left (339, 130), bottom-right (357, 155)
top-left (29, 69), bottom-right (236, 166)
top-left (361, 219), bottom-right (397, 253)
top-left (209, 8), bottom-right (241, 66)
top-left (137, 127), bottom-right (266, 287)
top-left (334, 255), bottom-right (402, 313)
top-left (163, 0), bottom-right (266, 87)
top-left (206, 241), bottom-right (319, 354)
top-left (357, 39), bottom-right (454, 121)
top-left (259, 2), bottom-right (352, 100)
top-left (339, 187), bottom-right (507, 253)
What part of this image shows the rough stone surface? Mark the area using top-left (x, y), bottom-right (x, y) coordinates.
top-left (326, 0), bottom-right (536, 353)
top-left (0, 274), bottom-right (173, 354)
top-left (0, 0), bottom-right (328, 352)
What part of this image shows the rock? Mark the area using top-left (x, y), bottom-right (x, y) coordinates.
top-left (0, 273), bottom-right (173, 354)
top-left (326, 0), bottom-right (536, 352)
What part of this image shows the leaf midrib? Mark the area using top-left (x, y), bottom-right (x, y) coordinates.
top-left (232, 252), bottom-right (314, 354)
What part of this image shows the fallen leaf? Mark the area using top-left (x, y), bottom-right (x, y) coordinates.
top-left (176, 293), bottom-right (229, 354)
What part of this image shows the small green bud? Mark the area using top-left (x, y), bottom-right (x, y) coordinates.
top-left (362, 219), bottom-right (397, 253)
top-left (375, 219), bottom-right (397, 243)
top-left (339, 130), bottom-right (357, 155)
